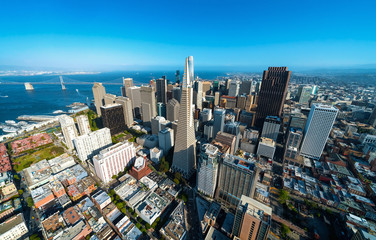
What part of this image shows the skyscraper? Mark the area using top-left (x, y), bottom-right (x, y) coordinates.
top-left (158, 128), bottom-right (174, 155)
top-left (217, 154), bottom-right (259, 206)
top-left (156, 76), bottom-right (167, 104)
top-left (298, 85), bottom-right (312, 105)
top-left (175, 70), bottom-right (180, 84)
top-left (197, 144), bottom-right (220, 198)
top-left (73, 128), bottom-right (112, 161)
top-left (239, 80), bottom-right (252, 95)
top-left (254, 67), bottom-right (291, 128)
top-left (300, 104), bottom-right (338, 160)
top-left (213, 108), bottom-right (226, 139)
top-left (128, 86), bottom-right (141, 118)
top-left (115, 96), bottom-right (134, 127)
top-left (140, 86), bottom-right (157, 127)
top-left (172, 87), bottom-right (181, 102)
top-left (101, 104), bottom-right (126, 135)
top-left (193, 80), bottom-right (203, 110)
top-left (232, 195), bottom-right (272, 240)
top-left (59, 115), bottom-right (78, 150)
top-left (76, 115), bottom-right (91, 135)
top-left (260, 116), bottom-right (281, 142)
top-left (171, 56), bottom-right (196, 179)
top-left (92, 83), bottom-right (106, 116)
top-left (157, 102), bottom-right (166, 118)
top-left (121, 77), bottom-right (133, 97)
top-left (166, 99), bottom-right (180, 122)
top-left (228, 81), bottom-right (240, 97)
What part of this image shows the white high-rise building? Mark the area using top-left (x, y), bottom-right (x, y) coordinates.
top-left (59, 115), bottom-right (78, 150)
top-left (73, 128), bottom-right (112, 161)
top-left (197, 144), bottom-right (220, 198)
top-left (300, 104), bottom-right (338, 160)
top-left (151, 116), bottom-right (170, 135)
top-left (228, 81), bottom-right (240, 97)
top-left (93, 142), bottom-right (136, 183)
top-left (76, 115), bottom-right (91, 135)
top-left (171, 56), bottom-right (196, 178)
top-left (92, 82), bottom-right (106, 116)
top-left (128, 86), bottom-right (141, 118)
top-left (158, 127), bottom-right (174, 155)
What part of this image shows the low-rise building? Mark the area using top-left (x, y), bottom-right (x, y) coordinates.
top-left (31, 184), bottom-right (55, 209)
top-left (0, 213), bottom-right (28, 240)
top-left (160, 201), bottom-right (187, 240)
top-left (92, 191), bottom-right (111, 210)
top-left (129, 157), bottom-right (152, 180)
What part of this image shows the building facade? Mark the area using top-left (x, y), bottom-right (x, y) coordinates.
top-left (115, 96), bottom-right (134, 127)
top-left (197, 144), bottom-right (220, 198)
top-left (76, 115), bottom-right (91, 136)
top-left (73, 128), bottom-right (112, 161)
top-left (59, 115), bottom-right (78, 150)
top-left (92, 82), bottom-right (106, 116)
top-left (101, 104), bottom-right (126, 135)
top-left (93, 142), bottom-right (136, 183)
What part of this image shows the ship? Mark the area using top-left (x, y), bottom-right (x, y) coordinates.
top-left (24, 82), bottom-right (34, 90)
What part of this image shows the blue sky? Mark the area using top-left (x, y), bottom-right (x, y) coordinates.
top-left (0, 0), bottom-right (375, 71)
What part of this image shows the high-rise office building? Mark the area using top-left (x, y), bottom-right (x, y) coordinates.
top-left (228, 81), bottom-right (240, 97)
top-left (76, 115), bottom-right (91, 135)
top-left (224, 120), bottom-right (241, 153)
top-left (239, 80), bottom-right (252, 95)
top-left (104, 93), bottom-right (116, 105)
top-left (257, 137), bottom-right (276, 159)
top-left (93, 142), bottom-right (136, 183)
top-left (202, 81), bottom-right (211, 95)
top-left (200, 108), bottom-right (212, 123)
top-left (121, 77), bottom-right (133, 97)
top-left (157, 102), bottom-right (166, 118)
top-left (232, 195), bottom-right (272, 240)
top-left (151, 116), bottom-right (171, 135)
top-left (128, 86), bottom-right (141, 118)
top-left (217, 154), bottom-right (259, 206)
top-left (115, 96), bottom-right (134, 128)
top-left (298, 85), bottom-right (312, 105)
top-left (260, 116), bottom-right (281, 142)
top-left (284, 128), bottom-right (303, 164)
top-left (101, 104), bottom-right (126, 135)
top-left (214, 92), bottom-right (220, 106)
top-left (213, 108), bottom-right (226, 139)
top-left (300, 104), bottom-right (338, 160)
top-left (193, 80), bottom-right (203, 110)
top-left (289, 113), bottom-right (307, 130)
top-left (156, 76), bottom-right (167, 104)
top-left (175, 70), bottom-right (180, 84)
top-left (239, 111), bottom-right (255, 128)
top-left (171, 56), bottom-right (196, 179)
top-left (172, 87), bottom-right (181, 102)
top-left (92, 83), bottom-right (106, 116)
top-left (59, 115), bottom-right (78, 150)
top-left (158, 128), bottom-right (174, 155)
top-left (73, 128), bottom-right (112, 161)
top-left (254, 67), bottom-right (291, 128)
top-left (166, 99), bottom-right (180, 122)
top-left (197, 144), bottom-right (220, 198)
top-left (237, 95), bottom-right (247, 110)
top-left (140, 86), bottom-right (157, 126)
top-left (245, 94), bottom-right (255, 112)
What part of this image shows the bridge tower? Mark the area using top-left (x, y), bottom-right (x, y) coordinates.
top-left (59, 76), bottom-right (66, 90)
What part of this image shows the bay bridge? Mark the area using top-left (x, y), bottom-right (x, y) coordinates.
top-left (0, 75), bottom-right (148, 88)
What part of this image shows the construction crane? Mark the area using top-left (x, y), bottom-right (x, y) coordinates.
top-left (59, 76), bottom-right (66, 90)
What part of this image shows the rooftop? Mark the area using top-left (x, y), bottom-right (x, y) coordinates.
top-left (0, 213), bottom-right (26, 235)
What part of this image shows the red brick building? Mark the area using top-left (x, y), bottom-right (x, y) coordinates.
top-left (129, 157), bottom-right (152, 180)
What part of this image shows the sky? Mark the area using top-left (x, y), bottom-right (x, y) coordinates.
top-left (0, 0), bottom-right (375, 71)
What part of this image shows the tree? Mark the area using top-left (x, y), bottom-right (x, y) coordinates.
top-left (145, 223), bottom-right (151, 229)
top-left (174, 172), bottom-right (182, 181)
top-left (30, 233), bottom-right (41, 240)
top-left (136, 223), bottom-right (142, 229)
top-left (173, 178), bottom-right (180, 184)
top-left (26, 197), bottom-right (34, 207)
top-left (278, 189), bottom-right (290, 205)
top-left (18, 189), bottom-right (23, 195)
top-left (116, 202), bottom-right (124, 209)
top-left (281, 224), bottom-right (291, 238)
top-left (112, 175), bottom-right (118, 179)
top-left (159, 159), bottom-right (169, 173)
top-left (13, 175), bottom-right (20, 181)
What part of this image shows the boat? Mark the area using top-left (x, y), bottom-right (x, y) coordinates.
top-left (53, 110), bottom-right (64, 114)
top-left (5, 120), bottom-right (16, 125)
top-left (24, 82), bottom-right (34, 90)
top-left (0, 95), bottom-right (8, 98)
top-left (3, 126), bottom-right (19, 133)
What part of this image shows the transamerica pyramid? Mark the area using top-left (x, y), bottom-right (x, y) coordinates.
top-left (171, 56), bottom-right (196, 179)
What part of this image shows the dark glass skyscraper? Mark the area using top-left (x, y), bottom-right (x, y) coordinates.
top-left (254, 67), bottom-right (291, 128)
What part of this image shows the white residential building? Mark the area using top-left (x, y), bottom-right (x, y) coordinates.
top-left (59, 115), bottom-right (78, 150)
top-left (0, 213), bottom-right (29, 240)
top-left (158, 128), bottom-right (174, 155)
top-left (300, 104), bottom-right (338, 160)
top-left (93, 142), bottom-right (136, 183)
top-left (197, 144), bottom-right (220, 198)
top-left (150, 147), bottom-right (163, 163)
top-left (76, 115), bottom-right (91, 135)
top-left (73, 128), bottom-right (112, 161)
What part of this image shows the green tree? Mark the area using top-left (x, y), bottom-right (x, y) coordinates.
top-left (278, 189), bottom-right (290, 205)
top-left (145, 223), bottom-right (151, 229)
top-left (136, 223), bottom-right (142, 229)
top-left (173, 178), bottom-right (180, 184)
top-left (174, 172), bottom-right (182, 181)
top-left (116, 202), bottom-right (124, 209)
top-left (281, 224), bottom-right (291, 238)
top-left (18, 189), bottom-right (23, 195)
top-left (30, 233), bottom-right (41, 240)
top-left (26, 197), bottom-right (34, 207)
top-left (13, 175), bottom-right (20, 181)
